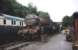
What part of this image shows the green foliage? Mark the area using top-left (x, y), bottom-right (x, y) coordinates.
top-left (0, 0), bottom-right (39, 17)
top-left (0, 0), bottom-right (28, 17)
top-left (62, 16), bottom-right (73, 27)
top-left (38, 11), bottom-right (50, 19)
top-left (27, 3), bottom-right (38, 15)
top-left (0, 0), bottom-right (50, 19)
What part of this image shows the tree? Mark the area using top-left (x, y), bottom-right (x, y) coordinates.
top-left (38, 11), bottom-right (50, 19)
top-left (0, 0), bottom-right (50, 19)
top-left (0, 0), bottom-right (28, 17)
top-left (27, 3), bottom-right (38, 15)
top-left (62, 16), bottom-right (73, 28)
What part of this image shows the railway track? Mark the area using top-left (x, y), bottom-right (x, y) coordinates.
top-left (0, 40), bottom-right (31, 50)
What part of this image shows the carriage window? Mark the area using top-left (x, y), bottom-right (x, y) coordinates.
top-left (22, 22), bottom-right (23, 26)
top-left (4, 19), bottom-right (6, 24)
top-left (20, 22), bottom-right (21, 26)
top-left (13, 20), bottom-right (16, 25)
top-left (20, 21), bottom-right (23, 26)
top-left (12, 20), bottom-right (16, 25)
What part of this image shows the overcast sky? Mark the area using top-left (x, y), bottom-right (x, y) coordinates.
top-left (16, 0), bottom-right (78, 22)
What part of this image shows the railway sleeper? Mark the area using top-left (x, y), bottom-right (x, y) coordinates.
top-left (0, 41), bottom-right (31, 50)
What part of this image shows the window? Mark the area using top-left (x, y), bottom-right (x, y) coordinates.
top-left (20, 21), bottom-right (23, 26)
top-left (4, 19), bottom-right (6, 24)
top-left (13, 20), bottom-right (16, 25)
top-left (20, 22), bottom-right (21, 26)
top-left (11, 20), bottom-right (16, 25)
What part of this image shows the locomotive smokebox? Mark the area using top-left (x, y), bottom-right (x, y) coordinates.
top-left (25, 14), bottom-right (40, 26)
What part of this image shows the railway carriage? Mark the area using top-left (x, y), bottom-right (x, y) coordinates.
top-left (0, 14), bottom-right (26, 26)
top-left (0, 14), bottom-right (26, 44)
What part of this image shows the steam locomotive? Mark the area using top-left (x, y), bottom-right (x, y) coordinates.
top-left (17, 14), bottom-right (60, 41)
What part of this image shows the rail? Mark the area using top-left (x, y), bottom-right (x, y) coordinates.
top-left (0, 41), bottom-right (31, 50)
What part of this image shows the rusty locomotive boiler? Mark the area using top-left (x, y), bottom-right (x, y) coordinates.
top-left (17, 14), bottom-right (49, 41)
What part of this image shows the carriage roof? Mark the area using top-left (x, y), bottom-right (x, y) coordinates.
top-left (1, 14), bottom-right (24, 21)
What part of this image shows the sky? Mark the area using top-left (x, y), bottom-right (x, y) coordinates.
top-left (16, 0), bottom-right (78, 22)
